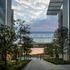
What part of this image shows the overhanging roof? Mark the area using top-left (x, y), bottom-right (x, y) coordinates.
top-left (47, 0), bottom-right (63, 15)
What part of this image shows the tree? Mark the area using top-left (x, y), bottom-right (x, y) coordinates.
top-left (0, 24), bottom-right (15, 66)
top-left (53, 40), bottom-right (59, 59)
top-left (44, 43), bottom-right (54, 57)
top-left (14, 19), bottom-right (26, 59)
top-left (23, 36), bottom-right (33, 55)
top-left (14, 19), bottom-right (33, 60)
top-left (54, 26), bottom-right (68, 60)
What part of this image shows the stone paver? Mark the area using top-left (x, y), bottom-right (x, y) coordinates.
top-left (23, 59), bottom-right (70, 70)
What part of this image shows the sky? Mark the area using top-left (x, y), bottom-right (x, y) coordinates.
top-left (12, 0), bottom-right (50, 20)
top-left (12, 0), bottom-right (58, 43)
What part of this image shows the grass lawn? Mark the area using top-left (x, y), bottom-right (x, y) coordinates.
top-left (0, 60), bottom-right (31, 70)
top-left (44, 58), bottom-right (70, 65)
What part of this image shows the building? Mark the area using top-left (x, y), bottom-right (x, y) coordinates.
top-left (6, 0), bottom-right (14, 29)
top-left (47, 0), bottom-right (70, 61)
top-left (0, 0), bottom-right (13, 28)
top-left (30, 31), bottom-right (54, 44)
top-left (6, 0), bottom-right (14, 28)
top-left (0, 0), bottom-right (13, 60)
top-left (0, 0), bottom-right (5, 25)
top-left (10, 9), bottom-right (14, 30)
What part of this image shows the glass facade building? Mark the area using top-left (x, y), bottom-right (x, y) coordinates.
top-left (0, 0), bottom-right (13, 28)
top-left (0, 0), bottom-right (5, 25)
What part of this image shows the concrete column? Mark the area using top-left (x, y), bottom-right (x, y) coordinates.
top-left (63, 0), bottom-right (70, 61)
top-left (58, 10), bottom-right (63, 28)
top-left (68, 0), bottom-right (70, 61)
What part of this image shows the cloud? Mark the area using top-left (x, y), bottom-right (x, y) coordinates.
top-left (12, 0), bottom-right (58, 32)
top-left (12, 0), bottom-right (58, 43)
top-left (12, 0), bottom-right (50, 21)
top-left (29, 16), bottom-right (58, 32)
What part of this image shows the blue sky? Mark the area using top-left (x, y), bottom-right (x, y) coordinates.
top-left (12, 0), bottom-right (58, 43)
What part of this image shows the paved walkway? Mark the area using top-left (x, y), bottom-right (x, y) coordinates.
top-left (23, 59), bottom-right (70, 70)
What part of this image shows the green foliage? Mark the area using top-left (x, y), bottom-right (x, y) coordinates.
top-left (15, 19), bottom-right (33, 58)
top-left (44, 58), bottom-right (70, 64)
top-left (54, 26), bottom-right (68, 47)
top-left (23, 36), bottom-right (33, 55)
top-left (5, 60), bottom-right (30, 70)
top-left (0, 24), bottom-right (15, 51)
top-left (54, 26), bottom-right (68, 59)
top-left (44, 43), bottom-right (54, 57)
top-left (0, 24), bottom-right (15, 65)
top-left (0, 24), bottom-right (15, 47)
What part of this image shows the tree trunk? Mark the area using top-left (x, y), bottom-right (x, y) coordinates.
top-left (2, 49), bottom-right (7, 70)
top-left (4, 49), bottom-right (7, 66)
top-left (62, 45), bottom-right (64, 60)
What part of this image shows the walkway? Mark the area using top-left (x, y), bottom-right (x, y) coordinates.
top-left (23, 59), bottom-right (70, 70)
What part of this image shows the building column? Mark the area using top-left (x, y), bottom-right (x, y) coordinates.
top-left (68, 0), bottom-right (70, 61)
top-left (63, 0), bottom-right (70, 61)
